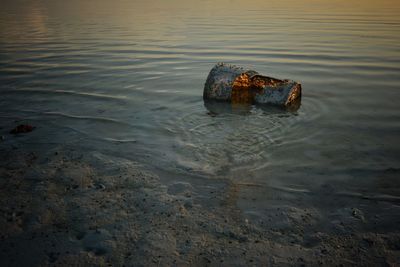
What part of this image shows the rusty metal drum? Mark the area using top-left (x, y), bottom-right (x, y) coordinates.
top-left (203, 63), bottom-right (302, 108)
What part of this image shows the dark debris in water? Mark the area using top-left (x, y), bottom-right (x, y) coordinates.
top-left (10, 124), bottom-right (35, 134)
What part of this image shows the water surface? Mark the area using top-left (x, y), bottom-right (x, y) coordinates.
top-left (1, 0), bottom-right (400, 224)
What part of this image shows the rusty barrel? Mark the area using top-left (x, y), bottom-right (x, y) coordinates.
top-left (203, 63), bottom-right (302, 108)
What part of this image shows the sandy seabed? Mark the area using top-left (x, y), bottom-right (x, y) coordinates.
top-left (0, 122), bottom-right (399, 266)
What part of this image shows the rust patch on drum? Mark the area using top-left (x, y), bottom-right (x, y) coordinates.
top-left (231, 74), bottom-right (284, 104)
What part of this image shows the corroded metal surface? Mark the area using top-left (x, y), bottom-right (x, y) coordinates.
top-left (203, 63), bottom-right (302, 108)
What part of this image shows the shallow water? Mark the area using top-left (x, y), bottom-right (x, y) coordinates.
top-left (1, 0), bottom-right (400, 219)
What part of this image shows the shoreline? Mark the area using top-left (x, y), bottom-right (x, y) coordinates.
top-left (0, 124), bottom-right (399, 266)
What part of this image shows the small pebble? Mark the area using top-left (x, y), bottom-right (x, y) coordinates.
top-left (97, 184), bottom-right (106, 190)
top-left (10, 124), bottom-right (35, 134)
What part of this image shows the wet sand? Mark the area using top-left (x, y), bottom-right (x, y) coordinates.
top-left (0, 121), bottom-right (399, 266)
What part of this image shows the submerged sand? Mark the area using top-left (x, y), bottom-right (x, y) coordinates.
top-left (0, 125), bottom-right (399, 266)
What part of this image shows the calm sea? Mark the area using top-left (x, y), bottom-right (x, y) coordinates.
top-left (1, 0), bottom-right (400, 220)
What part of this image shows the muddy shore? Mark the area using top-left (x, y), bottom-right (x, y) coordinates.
top-left (0, 122), bottom-right (399, 266)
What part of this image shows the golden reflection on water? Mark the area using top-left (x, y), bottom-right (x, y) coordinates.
top-left (2, 0), bottom-right (400, 38)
